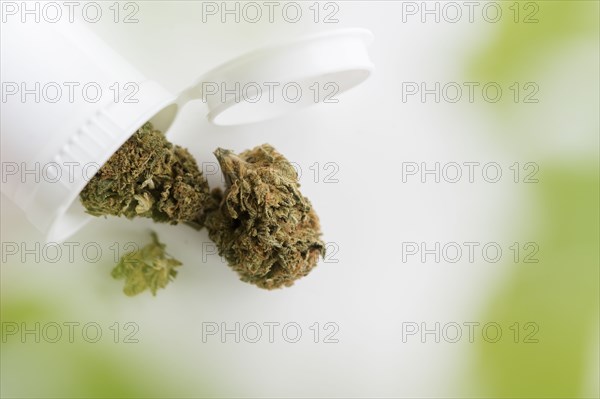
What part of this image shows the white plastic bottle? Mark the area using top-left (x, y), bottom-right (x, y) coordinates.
top-left (1, 21), bottom-right (373, 242)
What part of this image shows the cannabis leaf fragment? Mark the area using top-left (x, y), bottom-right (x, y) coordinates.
top-left (111, 232), bottom-right (182, 296)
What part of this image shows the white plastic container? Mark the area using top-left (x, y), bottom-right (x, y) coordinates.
top-left (1, 21), bottom-right (373, 242)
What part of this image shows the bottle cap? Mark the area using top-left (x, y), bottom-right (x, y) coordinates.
top-left (181, 28), bottom-right (374, 125)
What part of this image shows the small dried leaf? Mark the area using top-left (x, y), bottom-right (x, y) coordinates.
top-left (111, 232), bottom-right (182, 296)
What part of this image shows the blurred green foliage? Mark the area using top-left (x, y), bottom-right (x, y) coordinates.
top-left (1, 297), bottom-right (197, 398)
top-left (471, 0), bottom-right (598, 81)
top-left (476, 167), bottom-right (599, 397)
top-left (470, 1), bottom-right (599, 397)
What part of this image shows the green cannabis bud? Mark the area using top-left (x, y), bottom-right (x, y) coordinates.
top-left (80, 122), bottom-right (211, 226)
top-left (112, 232), bottom-right (182, 296)
top-left (205, 144), bottom-right (325, 289)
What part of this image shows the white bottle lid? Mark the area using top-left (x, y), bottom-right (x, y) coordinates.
top-left (186, 28), bottom-right (374, 125)
top-left (1, 23), bottom-right (373, 242)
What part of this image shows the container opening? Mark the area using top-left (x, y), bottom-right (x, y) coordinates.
top-left (45, 102), bottom-right (180, 242)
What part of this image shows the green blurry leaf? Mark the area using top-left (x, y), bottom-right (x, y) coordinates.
top-left (474, 166), bottom-right (599, 397)
top-left (471, 0), bottom-right (598, 81)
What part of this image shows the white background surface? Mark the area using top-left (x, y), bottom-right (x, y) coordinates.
top-left (2, 1), bottom-right (598, 397)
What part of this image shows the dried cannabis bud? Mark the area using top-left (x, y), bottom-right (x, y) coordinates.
top-left (112, 232), bottom-right (182, 296)
top-left (81, 122), bottom-right (325, 293)
top-left (205, 144), bottom-right (325, 289)
top-left (80, 122), bottom-right (211, 226)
